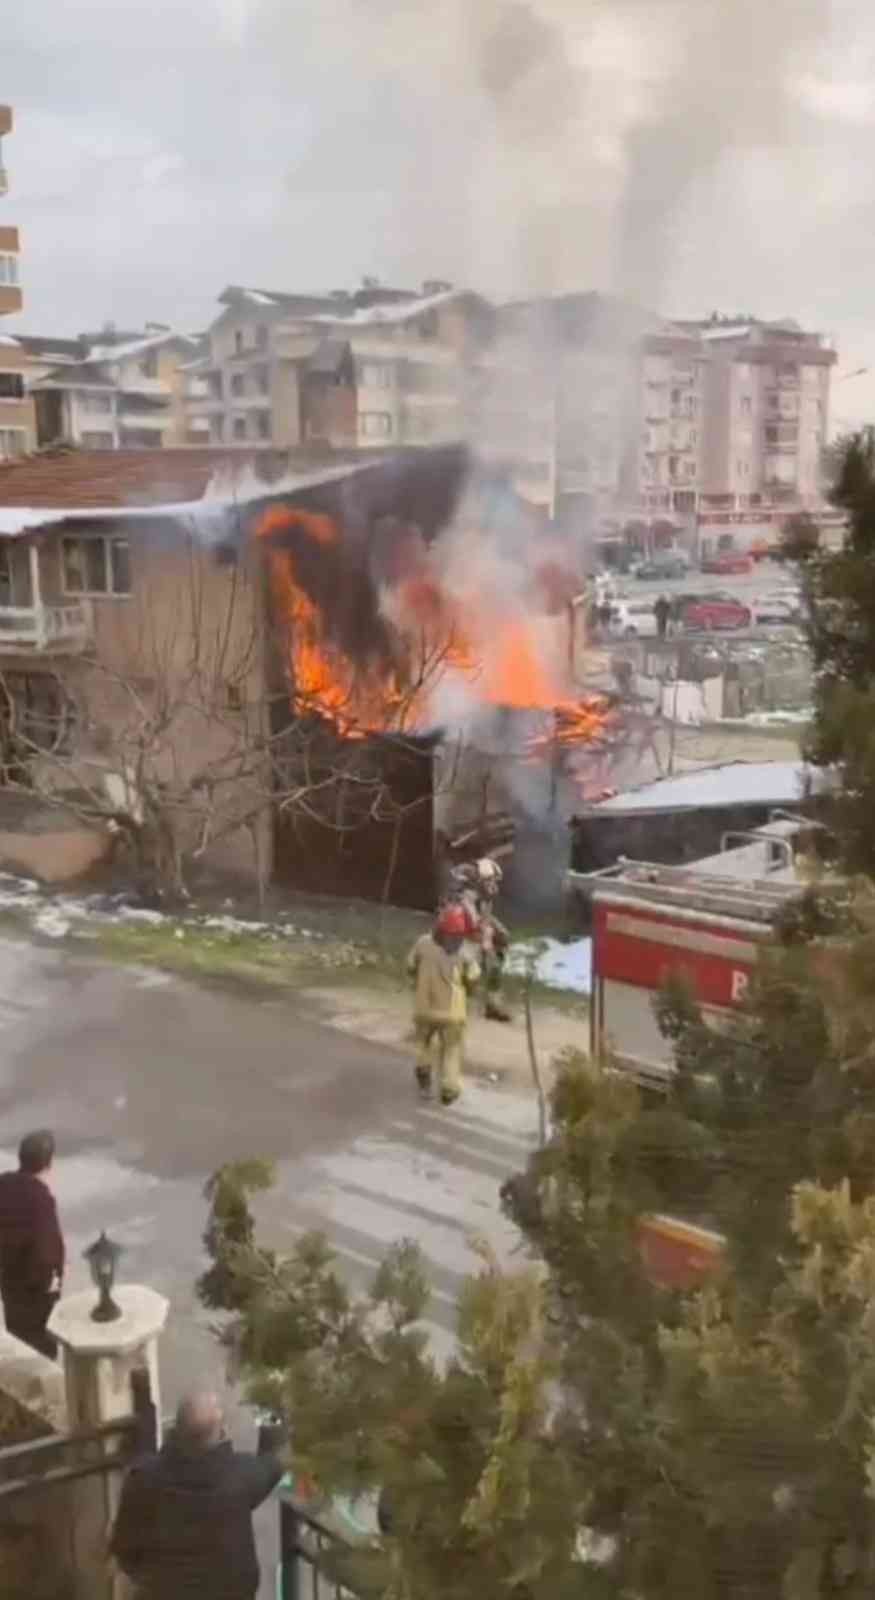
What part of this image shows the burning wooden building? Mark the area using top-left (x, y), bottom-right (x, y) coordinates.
top-left (0, 443), bottom-right (602, 906)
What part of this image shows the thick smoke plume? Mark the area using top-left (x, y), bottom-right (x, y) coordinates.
top-left (269, 0), bottom-right (832, 305)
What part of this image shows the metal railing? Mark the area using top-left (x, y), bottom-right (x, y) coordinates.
top-left (279, 1498), bottom-right (380, 1600)
top-left (0, 602), bottom-right (91, 650)
top-left (0, 1366), bottom-right (157, 1502)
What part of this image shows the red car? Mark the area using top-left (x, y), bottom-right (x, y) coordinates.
top-left (681, 593), bottom-right (751, 631)
top-left (701, 551), bottom-right (754, 576)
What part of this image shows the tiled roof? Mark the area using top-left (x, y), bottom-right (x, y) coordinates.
top-left (0, 447), bottom-right (351, 511)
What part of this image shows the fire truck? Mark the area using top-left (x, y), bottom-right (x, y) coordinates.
top-left (569, 816), bottom-right (816, 1090)
top-left (567, 818), bottom-right (826, 1284)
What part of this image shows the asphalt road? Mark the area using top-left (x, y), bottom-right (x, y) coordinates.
top-left (0, 935), bottom-right (538, 1592)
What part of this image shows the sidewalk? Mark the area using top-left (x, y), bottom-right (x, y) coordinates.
top-left (296, 980), bottom-right (588, 1089)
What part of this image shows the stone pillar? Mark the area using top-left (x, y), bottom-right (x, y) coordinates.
top-left (48, 1285), bottom-right (169, 1600)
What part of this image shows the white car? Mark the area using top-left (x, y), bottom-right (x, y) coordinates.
top-left (750, 597), bottom-right (800, 627)
top-left (608, 600), bottom-right (660, 639)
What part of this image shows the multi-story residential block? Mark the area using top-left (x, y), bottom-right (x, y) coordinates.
top-left (635, 328), bottom-right (706, 515)
top-left (26, 326), bottom-right (202, 449)
top-left (675, 316), bottom-right (836, 507)
top-left (184, 282), bottom-right (494, 451)
top-left (475, 293), bottom-right (667, 526)
top-left (0, 106), bottom-right (21, 324)
top-left (0, 104), bottom-right (25, 462)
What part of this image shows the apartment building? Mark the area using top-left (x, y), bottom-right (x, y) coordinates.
top-left (686, 317), bottom-right (835, 506)
top-left (0, 105), bottom-right (25, 463)
top-left (26, 326), bottom-right (202, 449)
top-left (0, 106), bottom-right (20, 324)
top-left (475, 293), bottom-right (666, 525)
top-left (184, 282), bottom-right (494, 451)
top-left (635, 329), bottom-right (706, 515)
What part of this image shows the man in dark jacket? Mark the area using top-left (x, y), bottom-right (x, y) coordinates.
top-left (111, 1391), bottom-right (284, 1600)
top-left (0, 1129), bottom-right (64, 1358)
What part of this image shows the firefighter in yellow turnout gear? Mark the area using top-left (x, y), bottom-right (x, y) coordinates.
top-left (406, 904), bottom-right (480, 1106)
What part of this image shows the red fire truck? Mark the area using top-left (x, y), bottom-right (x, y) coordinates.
top-left (570, 819), bottom-right (811, 1090)
top-left (567, 819), bottom-right (820, 1284)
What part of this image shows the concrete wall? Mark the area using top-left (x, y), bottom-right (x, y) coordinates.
top-left (0, 1329), bottom-right (76, 1600)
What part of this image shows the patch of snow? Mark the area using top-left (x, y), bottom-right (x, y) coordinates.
top-left (587, 760), bottom-right (822, 814)
top-left (35, 908), bottom-right (72, 939)
top-left (506, 937), bottom-right (592, 995)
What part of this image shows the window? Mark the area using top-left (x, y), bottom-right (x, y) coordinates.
top-left (361, 361), bottom-right (393, 388)
top-left (255, 324), bottom-right (269, 351)
top-left (0, 428), bottom-right (25, 458)
top-left (234, 330), bottom-right (244, 355)
top-left (62, 535), bottom-right (131, 596)
top-left (232, 415), bottom-right (247, 440)
top-left (360, 411), bottom-right (393, 439)
top-left (210, 417), bottom-right (224, 443)
top-left (229, 372), bottom-right (246, 398)
top-left (110, 538), bottom-right (131, 596)
top-left (255, 410), bottom-right (271, 441)
top-left (1, 672), bottom-right (75, 755)
top-left (0, 372), bottom-right (24, 401)
top-left (81, 393), bottom-right (113, 414)
top-left (739, 395), bottom-right (752, 416)
top-left (254, 365), bottom-right (270, 396)
top-left (0, 254), bottom-right (19, 286)
top-left (139, 349), bottom-right (158, 379)
top-left (80, 431), bottom-right (115, 448)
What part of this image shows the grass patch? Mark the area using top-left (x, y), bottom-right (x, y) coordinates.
top-left (88, 918), bottom-right (400, 995)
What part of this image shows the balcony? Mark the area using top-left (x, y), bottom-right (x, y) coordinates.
top-left (0, 602), bottom-right (92, 654)
top-left (0, 168), bottom-right (7, 197)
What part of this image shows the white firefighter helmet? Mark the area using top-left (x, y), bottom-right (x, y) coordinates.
top-left (476, 858), bottom-right (502, 889)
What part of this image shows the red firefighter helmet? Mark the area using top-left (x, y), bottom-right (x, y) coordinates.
top-left (436, 903), bottom-right (470, 937)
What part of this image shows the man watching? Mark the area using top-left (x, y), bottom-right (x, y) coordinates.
top-left (0, 1130), bottom-right (64, 1358)
top-left (111, 1391), bottom-right (284, 1600)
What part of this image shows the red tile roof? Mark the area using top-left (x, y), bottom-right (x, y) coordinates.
top-left (0, 447), bottom-right (359, 511)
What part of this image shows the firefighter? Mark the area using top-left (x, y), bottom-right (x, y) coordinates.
top-left (406, 905), bottom-right (480, 1106)
top-left (448, 857), bottom-right (512, 1023)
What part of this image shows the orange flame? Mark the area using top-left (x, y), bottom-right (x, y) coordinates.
top-left (253, 502), bottom-right (609, 751)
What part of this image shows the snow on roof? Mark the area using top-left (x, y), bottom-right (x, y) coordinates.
top-left (702, 324), bottom-right (753, 341)
top-left (587, 761), bottom-right (816, 815)
top-left (87, 330), bottom-right (200, 363)
top-left (0, 449), bottom-right (391, 538)
top-left (240, 290), bottom-right (277, 307)
top-left (308, 287), bottom-right (470, 329)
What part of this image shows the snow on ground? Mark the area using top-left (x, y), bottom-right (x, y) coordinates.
top-left (506, 937), bottom-right (592, 995)
top-left (0, 873), bottom-right (325, 944)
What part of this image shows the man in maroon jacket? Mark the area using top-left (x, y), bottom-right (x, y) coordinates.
top-left (0, 1130), bottom-right (65, 1358)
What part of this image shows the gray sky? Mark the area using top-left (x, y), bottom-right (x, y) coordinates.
top-left (4, 0), bottom-right (875, 426)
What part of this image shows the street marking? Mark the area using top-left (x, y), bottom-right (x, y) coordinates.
top-left (282, 1220), bottom-right (458, 1311)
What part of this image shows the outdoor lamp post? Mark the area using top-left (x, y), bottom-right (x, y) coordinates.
top-left (83, 1231), bottom-right (123, 1323)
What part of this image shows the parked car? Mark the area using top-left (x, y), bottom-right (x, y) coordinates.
top-left (700, 551), bottom-right (754, 576)
top-left (608, 600), bottom-right (660, 639)
top-left (633, 554), bottom-right (690, 580)
top-left (680, 592), bottom-right (751, 631)
top-left (750, 597), bottom-right (800, 627)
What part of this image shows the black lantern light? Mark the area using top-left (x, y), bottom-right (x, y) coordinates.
top-left (83, 1232), bottom-right (123, 1323)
